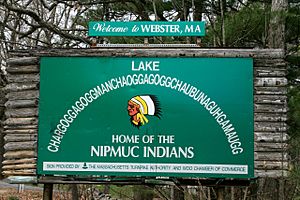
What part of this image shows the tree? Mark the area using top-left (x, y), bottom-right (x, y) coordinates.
top-left (268, 0), bottom-right (288, 49)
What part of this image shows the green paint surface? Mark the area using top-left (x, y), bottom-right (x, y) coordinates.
top-left (38, 57), bottom-right (253, 178)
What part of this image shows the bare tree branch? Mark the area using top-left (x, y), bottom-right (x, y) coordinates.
top-left (2, 1), bottom-right (91, 44)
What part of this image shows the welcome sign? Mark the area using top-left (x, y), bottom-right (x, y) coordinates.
top-left (37, 57), bottom-right (254, 178)
top-left (89, 21), bottom-right (205, 36)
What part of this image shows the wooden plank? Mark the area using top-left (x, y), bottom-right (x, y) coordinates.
top-left (6, 65), bottom-right (39, 74)
top-left (6, 90), bottom-right (39, 100)
top-left (255, 170), bottom-right (288, 177)
top-left (2, 158), bottom-right (36, 165)
top-left (254, 95), bottom-right (286, 105)
top-left (255, 87), bottom-right (287, 95)
top-left (255, 142), bottom-right (288, 152)
top-left (255, 122), bottom-right (287, 132)
top-left (255, 161), bottom-right (288, 170)
top-left (254, 104), bottom-right (287, 113)
top-left (5, 83), bottom-right (39, 92)
top-left (4, 150), bottom-right (37, 159)
top-left (255, 132), bottom-right (289, 142)
top-left (2, 163), bottom-right (36, 170)
top-left (255, 113), bottom-right (287, 122)
top-left (254, 152), bottom-right (289, 161)
top-left (4, 129), bottom-right (37, 134)
top-left (2, 169), bottom-right (36, 176)
top-left (4, 117), bottom-right (38, 126)
top-left (5, 108), bottom-right (38, 118)
top-left (6, 176), bottom-right (37, 184)
top-left (254, 68), bottom-right (286, 77)
top-left (6, 57), bottom-right (38, 66)
top-left (4, 141), bottom-right (37, 151)
top-left (254, 59), bottom-right (286, 67)
top-left (9, 48), bottom-right (285, 58)
top-left (254, 78), bottom-right (287, 87)
top-left (4, 125), bottom-right (38, 130)
top-left (5, 99), bottom-right (38, 108)
top-left (4, 134), bottom-right (37, 142)
top-left (6, 74), bottom-right (40, 83)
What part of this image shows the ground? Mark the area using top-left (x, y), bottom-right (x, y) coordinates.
top-left (0, 181), bottom-right (71, 200)
top-left (0, 181), bottom-right (156, 200)
top-left (0, 188), bottom-right (44, 200)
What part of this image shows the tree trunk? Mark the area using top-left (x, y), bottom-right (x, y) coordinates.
top-left (268, 0), bottom-right (288, 49)
top-left (103, 185), bottom-right (110, 194)
top-left (193, 0), bottom-right (203, 45)
top-left (220, 0), bottom-right (226, 46)
top-left (71, 184), bottom-right (79, 200)
top-left (231, 187), bottom-right (235, 200)
top-left (278, 179), bottom-right (285, 200)
top-left (43, 184), bottom-right (53, 200)
top-left (133, 185), bottom-right (154, 200)
top-left (173, 186), bottom-right (185, 200)
top-left (0, 74), bottom-right (5, 179)
top-left (217, 187), bottom-right (225, 200)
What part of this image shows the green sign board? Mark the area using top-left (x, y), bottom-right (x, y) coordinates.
top-left (88, 21), bottom-right (205, 36)
top-left (38, 57), bottom-right (254, 178)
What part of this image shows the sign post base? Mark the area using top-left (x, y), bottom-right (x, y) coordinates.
top-left (43, 183), bottom-right (53, 200)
